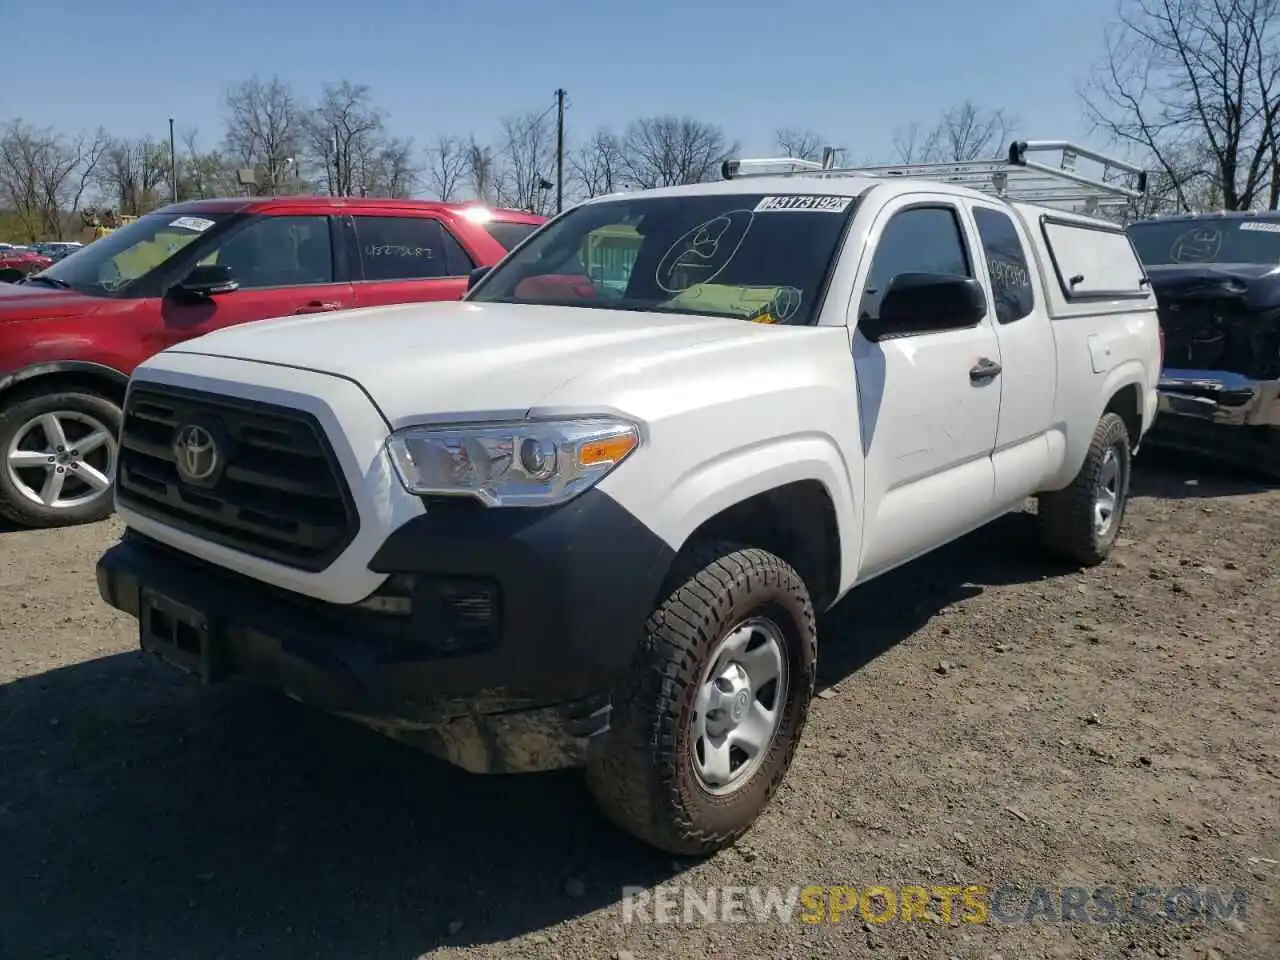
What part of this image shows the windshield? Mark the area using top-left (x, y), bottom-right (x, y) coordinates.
top-left (468, 192), bottom-right (859, 324)
top-left (37, 212), bottom-right (229, 295)
top-left (1127, 216), bottom-right (1280, 267)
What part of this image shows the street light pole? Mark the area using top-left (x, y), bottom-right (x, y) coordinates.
top-left (169, 118), bottom-right (177, 202)
top-left (555, 88), bottom-right (566, 214)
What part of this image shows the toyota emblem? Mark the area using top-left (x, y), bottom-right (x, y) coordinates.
top-left (173, 424), bottom-right (220, 483)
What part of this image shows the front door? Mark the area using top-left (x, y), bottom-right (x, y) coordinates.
top-left (850, 197), bottom-right (1004, 579)
top-left (347, 215), bottom-right (476, 308)
top-left (156, 214), bottom-right (354, 350)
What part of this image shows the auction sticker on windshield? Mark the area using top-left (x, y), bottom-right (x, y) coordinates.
top-left (753, 195), bottom-right (854, 214)
top-left (169, 216), bottom-right (217, 232)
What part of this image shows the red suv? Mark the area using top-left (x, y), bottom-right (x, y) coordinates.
top-left (0, 197), bottom-right (545, 528)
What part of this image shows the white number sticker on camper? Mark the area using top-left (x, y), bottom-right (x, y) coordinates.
top-left (753, 195), bottom-right (853, 214)
top-left (1239, 221), bottom-right (1280, 233)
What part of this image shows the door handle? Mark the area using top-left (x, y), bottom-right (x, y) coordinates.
top-left (969, 358), bottom-right (1002, 381)
top-left (295, 301), bottom-right (341, 314)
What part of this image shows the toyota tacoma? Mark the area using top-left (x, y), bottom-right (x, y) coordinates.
top-left (96, 142), bottom-right (1162, 854)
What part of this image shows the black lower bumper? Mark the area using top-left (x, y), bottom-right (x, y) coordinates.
top-left (1148, 369), bottom-right (1280, 475)
top-left (96, 489), bottom-right (676, 773)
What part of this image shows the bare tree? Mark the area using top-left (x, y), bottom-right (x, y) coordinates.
top-left (223, 74), bottom-right (306, 194)
top-left (569, 128), bottom-right (625, 198)
top-left (889, 121), bottom-right (940, 163)
top-left (176, 128), bottom-right (238, 200)
top-left (63, 130), bottom-right (109, 222)
top-left (96, 137), bottom-right (170, 215)
top-left (0, 120), bottom-right (108, 239)
top-left (373, 137), bottom-right (418, 198)
top-left (930, 101), bottom-right (1017, 162)
top-left (494, 110), bottom-right (556, 213)
top-left (621, 116), bottom-right (734, 189)
top-left (886, 103), bottom-right (1015, 165)
top-left (1082, 0), bottom-right (1280, 211)
top-left (302, 80), bottom-right (388, 196)
top-left (775, 127), bottom-right (825, 162)
top-left (464, 136), bottom-right (498, 204)
top-left (425, 134), bottom-right (469, 200)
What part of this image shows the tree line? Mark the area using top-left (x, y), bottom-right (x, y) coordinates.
top-left (2, 0), bottom-right (1278, 241)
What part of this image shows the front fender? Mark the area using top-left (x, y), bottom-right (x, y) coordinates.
top-left (599, 432), bottom-right (862, 595)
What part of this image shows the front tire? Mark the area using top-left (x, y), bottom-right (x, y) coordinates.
top-left (1037, 411), bottom-right (1132, 566)
top-left (586, 543), bottom-right (817, 856)
top-left (0, 389), bottom-right (121, 528)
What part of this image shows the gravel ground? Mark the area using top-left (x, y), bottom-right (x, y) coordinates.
top-left (0, 450), bottom-right (1276, 960)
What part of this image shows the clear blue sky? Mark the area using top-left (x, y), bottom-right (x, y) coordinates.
top-left (5, 0), bottom-right (1123, 161)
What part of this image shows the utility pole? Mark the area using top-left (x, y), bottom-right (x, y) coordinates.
top-left (169, 118), bottom-right (177, 202)
top-left (555, 88), bottom-right (566, 214)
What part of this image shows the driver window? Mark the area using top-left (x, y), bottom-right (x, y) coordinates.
top-left (200, 216), bottom-right (333, 290)
top-left (862, 206), bottom-right (972, 319)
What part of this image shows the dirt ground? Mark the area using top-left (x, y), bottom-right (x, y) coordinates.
top-left (0, 449), bottom-right (1276, 960)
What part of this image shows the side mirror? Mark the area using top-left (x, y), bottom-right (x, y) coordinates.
top-left (861, 272), bottom-right (987, 341)
top-left (172, 263), bottom-right (238, 298)
top-left (0, 267), bottom-right (25, 284)
top-left (467, 266), bottom-right (492, 291)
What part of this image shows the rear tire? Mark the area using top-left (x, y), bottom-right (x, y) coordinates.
top-left (0, 389), bottom-right (121, 528)
top-left (1037, 412), bottom-right (1131, 566)
top-left (586, 542), bottom-right (817, 856)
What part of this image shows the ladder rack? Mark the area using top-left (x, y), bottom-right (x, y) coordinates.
top-left (721, 140), bottom-right (1148, 210)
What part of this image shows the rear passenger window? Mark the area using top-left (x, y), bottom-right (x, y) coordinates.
top-left (438, 228), bottom-right (475, 275)
top-left (973, 207), bottom-right (1035, 324)
top-left (353, 217), bottom-right (457, 281)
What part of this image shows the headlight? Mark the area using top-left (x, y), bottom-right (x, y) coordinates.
top-left (385, 417), bottom-right (641, 507)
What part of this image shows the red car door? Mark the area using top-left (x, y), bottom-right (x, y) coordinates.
top-left (155, 214), bottom-right (354, 351)
top-left (347, 214), bottom-right (474, 308)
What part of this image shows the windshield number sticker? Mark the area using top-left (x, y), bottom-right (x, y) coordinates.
top-left (753, 195), bottom-right (853, 214)
top-left (169, 216), bottom-right (216, 233)
top-left (1239, 221), bottom-right (1280, 233)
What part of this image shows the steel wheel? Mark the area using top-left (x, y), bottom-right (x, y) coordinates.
top-left (690, 615), bottom-right (790, 795)
top-left (1093, 443), bottom-right (1122, 537)
top-left (5, 410), bottom-right (117, 510)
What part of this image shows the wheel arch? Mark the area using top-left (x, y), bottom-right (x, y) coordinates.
top-left (0, 361), bottom-right (130, 409)
top-left (1044, 366), bottom-right (1148, 492)
top-left (664, 479), bottom-right (845, 613)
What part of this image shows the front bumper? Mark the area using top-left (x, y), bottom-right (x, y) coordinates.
top-left (97, 488), bottom-right (675, 774)
top-left (1148, 367), bottom-right (1280, 471)
top-left (1156, 368), bottom-right (1280, 427)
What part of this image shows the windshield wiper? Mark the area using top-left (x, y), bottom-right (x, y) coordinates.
top-left (22, 275), bottom-right (70, 289)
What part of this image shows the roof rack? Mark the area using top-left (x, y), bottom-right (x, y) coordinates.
top-left (721, 140), bottom-right (1148, 210)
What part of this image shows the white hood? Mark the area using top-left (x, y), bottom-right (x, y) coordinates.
top-left (162, 300), bottom-right (759, 429)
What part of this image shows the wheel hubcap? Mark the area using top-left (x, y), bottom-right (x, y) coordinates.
top-left (690, 616), bottom-right (789, 795)
top-left (1093, 444), bottom-right (1123, 537)
top-left (5, 411), bottom-right (116, 510)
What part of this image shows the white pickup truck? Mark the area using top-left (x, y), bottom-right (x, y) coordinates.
top-left (96, 141), bottom-right (1162, 855)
